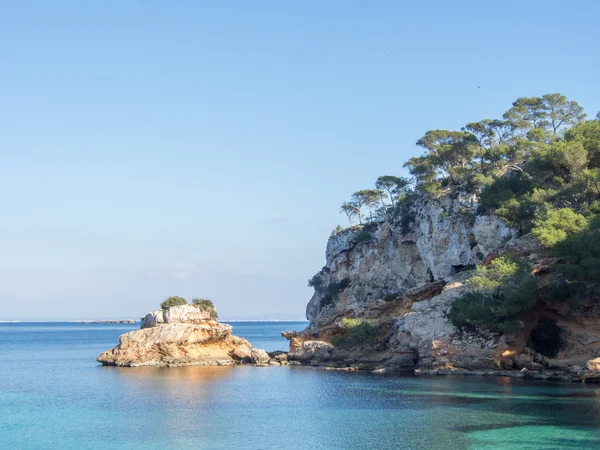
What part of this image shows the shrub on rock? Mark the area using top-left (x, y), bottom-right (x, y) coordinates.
top-left (331, 317), bottom-right (381, 347)
top-left (191, 298), bottom-right (218, 319)
top-left (449, 256), bottom-right (538, 333)
top-left (160, 296), bottom-right (187, 310)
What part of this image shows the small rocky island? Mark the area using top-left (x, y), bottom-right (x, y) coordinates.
top-left (98, 298), bottom-right (285, 367)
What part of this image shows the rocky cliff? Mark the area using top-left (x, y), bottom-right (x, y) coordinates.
top-left (98, 305), bottom-right (286, 367)
top-left (286, 190), bottom-right (600, 382)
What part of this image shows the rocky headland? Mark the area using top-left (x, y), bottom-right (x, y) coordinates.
top-left (98, 304), bottom-right (287, 367)
top-left (279, 94), bottom-right (600, 382)
top-left (283, 190), bottom-right (600, 382)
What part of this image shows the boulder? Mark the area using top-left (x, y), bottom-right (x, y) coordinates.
top-left (585, 357), bottom-right (600, 371)
top-left (231, 345), bottom-right (252, 362)
top-left (250, 349), bottom-right (271, 365)
top-left (140, 310), bottom-right (165, 329)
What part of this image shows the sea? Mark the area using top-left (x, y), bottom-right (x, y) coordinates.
top-left (1, 321), bottom-right (600, 449)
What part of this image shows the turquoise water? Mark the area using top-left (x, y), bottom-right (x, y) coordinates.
top-left (2, 322), bottom-right (600, 449)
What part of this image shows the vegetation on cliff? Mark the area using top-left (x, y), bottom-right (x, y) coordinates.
top-left (329, 93), bottom-right (600, 336)
top-left (337, 93), bottom-right (598, 230)
top-left (331, 317), bottom-right (381, 347)
top-left (308, 271), bottom-right (351, 309)
top-left (448, 256), bottom-right (538, 333)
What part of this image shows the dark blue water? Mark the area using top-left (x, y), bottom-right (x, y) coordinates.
top-left (2, 322), bottom-right (600, 449)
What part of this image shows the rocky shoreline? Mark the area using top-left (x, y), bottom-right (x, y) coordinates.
top-left (97, 304), bottom-right (600, 381)
top-left (284, 360), bottom-right (600, 383)
top-left (275, 187), bottom-right (600, 385)
top-left (279, 332), bottom-right (600, 382)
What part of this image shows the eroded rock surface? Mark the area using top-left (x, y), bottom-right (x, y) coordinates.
top-left (286, 190), bottom-right (600, 381)
top-left (98, 305), bottom-right (268, 367)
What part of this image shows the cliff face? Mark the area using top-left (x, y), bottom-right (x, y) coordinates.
top-left (289, 190), bottom-right (600, 381)
top-left (306, 192), bottom-right (511, 329)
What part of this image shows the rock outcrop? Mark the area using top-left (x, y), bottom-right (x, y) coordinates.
top-left (98, 305), bottom-right (268, 367)
top-left (285, 190), bottom-right (600, 382)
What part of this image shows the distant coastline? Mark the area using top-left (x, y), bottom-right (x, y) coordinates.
top-left (1, 319), bottom-right (307, 323)
top-left (71, 320), bottom-right (136, 324)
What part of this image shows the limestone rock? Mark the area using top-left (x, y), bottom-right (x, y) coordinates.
top-left (140, 310), bottom-right (164, 329)
top-left (163, 304), bottom-right (213, 324)
top-left (293, 188), bottom-right (600, 379)
top-left (97, 321), bottom-right (252, 367)
top-left (303, 340), bottom-right (334, 353)
top-left (231, 345), bottom-right (252, 362)
top-left (585, 357), bottom-right (600, 371)
top-left (306, 191), bottom-right (513, 327)
top-left (98, 305), bottom-right (253, 367)
top-left (250, 349), bottom-right (271, 365)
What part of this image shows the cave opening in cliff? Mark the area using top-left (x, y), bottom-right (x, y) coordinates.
top-left (528, 317), bottom-right (563, 358)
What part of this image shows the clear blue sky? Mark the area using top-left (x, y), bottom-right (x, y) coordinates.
top-left (1, 1), bottom-right (598, 320)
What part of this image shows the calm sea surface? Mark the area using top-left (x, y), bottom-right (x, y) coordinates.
top-left (2, 322), bottom-right (600, 449)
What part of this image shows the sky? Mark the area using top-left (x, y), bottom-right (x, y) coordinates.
top-left (1, 1), bottom-right (599, 320)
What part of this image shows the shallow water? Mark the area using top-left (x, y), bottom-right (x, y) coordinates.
top-left (1, 322), bottom-right (600, 449)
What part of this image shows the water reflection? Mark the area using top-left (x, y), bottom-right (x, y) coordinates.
top-left (105, 365), bottom-right (236, 386)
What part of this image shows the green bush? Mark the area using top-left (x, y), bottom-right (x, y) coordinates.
top-left (308, 273), bottom-right (325, 289)
top-left (565, 120), bottom-right (600, 168)
top-left (331, 317), bottom-right (381, 347)
top-left (470, 173), bottom-right (495, 190)
top-left (318, 278), bottom-right (351, 309)
top-left (532, 207), bottom-right (588, 247)
top-left (449, 256), bottom-right (538, 333)
top-left (479, 174), bottom-right (534, 212)
top-left (327, 278), bottom-right (351, 296)
top-left (160, 296), bottom-right (187, 310)
top-left (478, 175), bottom-right (544, 234)
top-left (536, 216), bottom-right (600, 311)
top-left (420, 181), bottom-right (444, 195)
top-left (355, 228), bottom-right (374, 243)
top-left (526, 140), bottom-right (588, 185)
top-left (392, 194), bottom-right (416, 234)
top-left (191, 298), bottom-right (218, 319)
top-left (331, 225), bottom-right (344, 236)
top-left (551, 215), bottom-right (600, 284)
